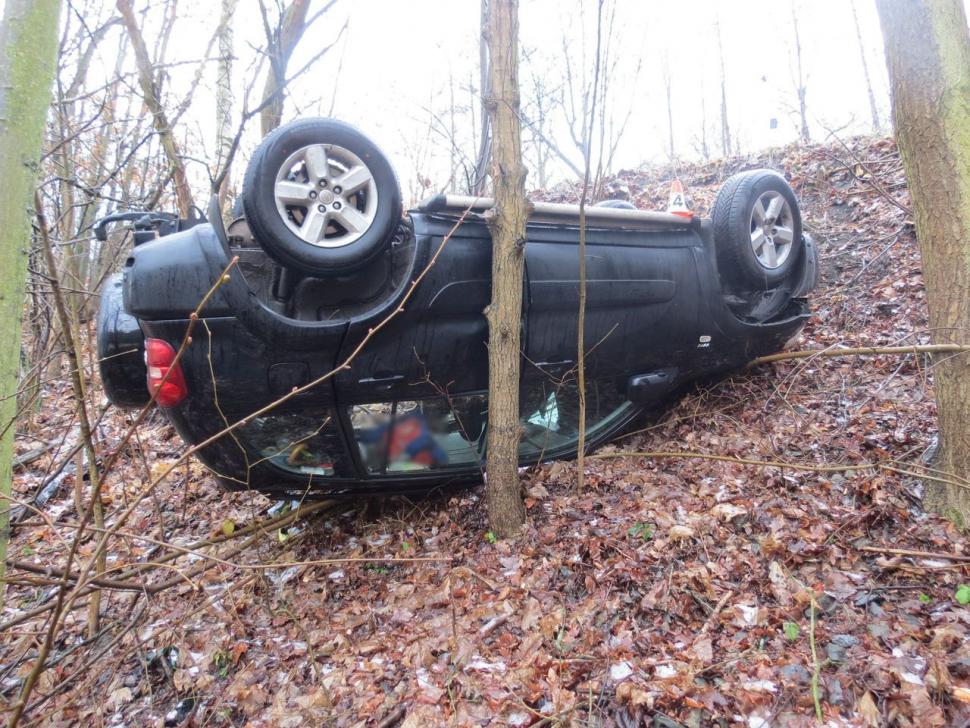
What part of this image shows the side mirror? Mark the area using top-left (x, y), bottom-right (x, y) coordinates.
top-left (627, 368), bottom-right (678, 403)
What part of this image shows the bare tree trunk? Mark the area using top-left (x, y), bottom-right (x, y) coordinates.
top-left (715, 19), bottom-right (731, 156)
top-left (875, 0), bottom-right (970, 524)
top-left (216, 0), bottom-right (237, 212)
top-left (851, 0), bottom-right (881, 131)
top-left (117, 0), bottom-right (194, 216)
top-left (576, 0), bottom-right (605, 491)
top-left (661, 53), bottom-right (674, 159)
top-left (0, 0), bottom-right (63, 605)
top-left (699, 86), bottom-right (710, 160)
top-left (791, 1), bottom-right (810, 142)
top-left (472, 0), bottom-right (492, 195)
top-left (484, 0), bottom-right (528, 539)
top-left (259, 0), bottom-right (311, 137)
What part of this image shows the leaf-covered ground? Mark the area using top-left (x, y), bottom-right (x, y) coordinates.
top-left (5, 137), bottom-right (970, 727)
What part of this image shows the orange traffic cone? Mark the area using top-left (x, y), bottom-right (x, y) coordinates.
top-left (667, 180), bottom-right (693, 218)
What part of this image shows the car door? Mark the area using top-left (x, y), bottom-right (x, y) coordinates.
top-left (332, 214), bottom-right (494, 406)
top-left (522, 223), bottom-right (702, 387)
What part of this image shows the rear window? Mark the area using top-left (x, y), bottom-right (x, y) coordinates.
top-left (349, 396), bottom-right (487, 475)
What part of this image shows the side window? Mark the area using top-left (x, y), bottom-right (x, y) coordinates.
top-left (349, 396), bottom-right (487, 475)
top-left (236, 410), bottom-right (353, 478)
top-left (519, 379), bottom-right (633, 464)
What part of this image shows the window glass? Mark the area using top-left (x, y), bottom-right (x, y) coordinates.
top-left (518, 379), bottom-right (633, 464)
top-left (349, 396), bottom-right (487, 475)
top-left (237, 410), bottom-right (353, 477)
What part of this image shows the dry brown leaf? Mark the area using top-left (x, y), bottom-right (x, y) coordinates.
top-left (669, 525), bottom-right (694, 540)
top-left (768, 560), bottom-right (794, 607)
top-left (952, 686), bottom-right (970, 703)
top-left (859, 690), bottom-right (880, 728)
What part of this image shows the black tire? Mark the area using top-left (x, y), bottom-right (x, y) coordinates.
top-left (242, 118), bottom-right (402, 277)
top-left (712, 169), bottom-right (803, 288)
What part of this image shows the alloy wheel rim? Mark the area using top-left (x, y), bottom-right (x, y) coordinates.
top-left (749, 190), bottom-right (795, 269)
top-left (273, 143), bottom-right (379, 248)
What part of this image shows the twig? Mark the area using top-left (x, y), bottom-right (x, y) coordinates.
top-left (809, 591), bottom-right (823, 722)
top-left (816, 144), bottom-right (912, 217)
top-left (745, 344), bottom-right (970, 369)
top-left (698, 589), bottom-right (734, 636)
top-left (478, 614), bottom-right (509, 639)
top-left (374, 704), bottom-right (407, 728)
top-left (587, 450), bottom-right (970, 492)
top-left (7, 561), bottom-right (147, 592)
top-left (856, 546), bottom-right (970, 563)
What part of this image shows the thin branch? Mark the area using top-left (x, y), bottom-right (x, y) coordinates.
top-left (746, 344), bottom-right (970, 368)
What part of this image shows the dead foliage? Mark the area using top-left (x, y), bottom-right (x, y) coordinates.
top-left (5, 136), bottom-right (970, 727)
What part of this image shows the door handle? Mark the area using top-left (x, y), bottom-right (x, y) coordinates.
top-left (359, 374), bottom-right (404, 392)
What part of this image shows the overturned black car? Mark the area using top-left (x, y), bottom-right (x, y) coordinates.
top-left (97, 118), bottom-right (818, 499)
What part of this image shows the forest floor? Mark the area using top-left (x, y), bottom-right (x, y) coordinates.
top-left (5, 136), bottom-right (970, 728)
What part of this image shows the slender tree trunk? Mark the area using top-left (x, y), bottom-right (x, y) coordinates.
top-left (216, 0), bottom-right (236, 213)
top-left (875, 0), bottom-right (970, 524)
top-left (577, 0), bottom-right (605, 491)
top-left (715, 19), bottom-right (731, 156)
top-left (484, 0), bottom-right (529, 539)
top-left (851, 0), bottom-right (881, 131)
top-left (662, 54), bottom-right (674, 159)
top-left (700, 89), bottom-right (710, 160)
top-left (117, 0), bottom-right (194, 216)
top-left (259, 0), bottom-right (312, 137)
top-left (0, 0), bottom-right (63, 605)
top-left (791, 1), bottom-right (810, 142)
top-left (472, 0), bottom-right (493, 195)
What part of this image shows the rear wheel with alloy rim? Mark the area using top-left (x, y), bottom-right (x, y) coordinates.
top-left (243, 118), bottom-right (402, 277)
top-left (712, 169), bottom-right (803, 288)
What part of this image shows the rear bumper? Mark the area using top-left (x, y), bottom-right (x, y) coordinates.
top-left (97, 274), bottom-right (149, 410)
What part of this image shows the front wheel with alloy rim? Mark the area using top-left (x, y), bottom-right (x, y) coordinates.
top-left (242, 118), bottom-right (402, 277)
top-left (712, 169), bottom-right (803, 289)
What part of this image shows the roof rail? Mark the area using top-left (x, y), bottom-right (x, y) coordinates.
top-left (417, 194), bottom-right (698, 230)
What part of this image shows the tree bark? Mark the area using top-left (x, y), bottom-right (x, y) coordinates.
top-left (876, 0), bottom-right (970, 524)
top-left (0, 0), bottom-right (63, 604)
top-left (484, 0), bottom-right (528, 539)
top-left (259, 0), bottom-right (311, 137)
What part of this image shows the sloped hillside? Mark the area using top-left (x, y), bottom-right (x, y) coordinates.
top-left (6, 137), bottom-right (970, 728)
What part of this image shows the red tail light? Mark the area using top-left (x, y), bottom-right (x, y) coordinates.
top-left (145, 338), bottom-right (188, 407)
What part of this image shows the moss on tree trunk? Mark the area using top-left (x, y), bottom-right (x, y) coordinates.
top-left (877, 0), bottom-right (970, 524)
top-left (484, 0), bottom-right (529, 539)
top-left (0, 0), bottom-right (64, 600)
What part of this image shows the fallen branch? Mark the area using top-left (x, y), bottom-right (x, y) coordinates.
top-left (856, 546), bottom-right (970, 563)
top-left (6, 560), bottom-right (146, 592)
top-left (698, 589), bottom-right (734, 637)
top-left (745, 344), bottom-right (970, 369)
top-left (0, 498), bottom-right (336, 617)
top-left (809, 591), bottom-right (823, 722)
top-left (588, 451), bottom-right (970, 493)
top-left (375, 705), bottom-right (407, 728)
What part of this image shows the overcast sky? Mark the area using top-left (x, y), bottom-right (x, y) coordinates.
top-left (196, 0), bottom-right (899, 200)
top-left (15, 0), bottom-right (970, 204)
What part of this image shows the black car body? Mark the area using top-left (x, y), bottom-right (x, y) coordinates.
top-left (97, 119), bottom-right (818, 499)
